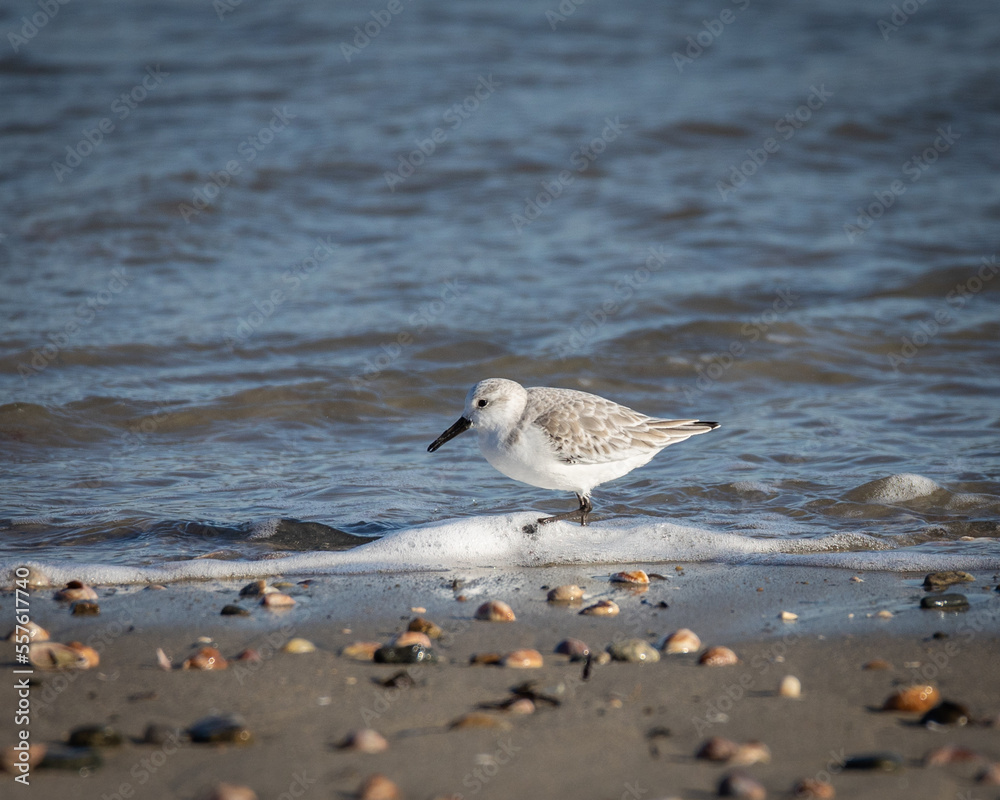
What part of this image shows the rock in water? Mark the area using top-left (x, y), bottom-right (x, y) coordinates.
top-left (607, 639), bottom-right (660, 663)
top-left (923, 571), bottom-right (974, 589)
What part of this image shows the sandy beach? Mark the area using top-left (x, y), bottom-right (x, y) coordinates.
top-left (2, 563), bottom-right (999, 799)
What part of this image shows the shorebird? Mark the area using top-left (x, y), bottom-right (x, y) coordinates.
top-left (428, 378), bottom-right (718, 525)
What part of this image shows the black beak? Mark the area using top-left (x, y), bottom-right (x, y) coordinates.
top-left (428, 416), bottom-right (472, 452)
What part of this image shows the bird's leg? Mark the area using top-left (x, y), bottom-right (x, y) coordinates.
top-left (538, 494), bottom-right (593, 526)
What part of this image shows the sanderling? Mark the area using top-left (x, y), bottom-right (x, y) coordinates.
top-left (428, 378), bottom-right (719, 525)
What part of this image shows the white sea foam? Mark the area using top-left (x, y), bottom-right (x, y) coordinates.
top-left (5, 513), bottom-right (1000, 586)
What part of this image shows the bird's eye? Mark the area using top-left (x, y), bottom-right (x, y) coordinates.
top-left (477, 399), bottom-right (488, 408)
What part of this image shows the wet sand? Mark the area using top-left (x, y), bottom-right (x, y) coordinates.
top-left (2, 563), bottom-right (999, 799)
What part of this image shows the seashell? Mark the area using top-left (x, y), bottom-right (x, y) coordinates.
top-left (792, 778), bottom-right (835, 798)
top-left (239, 580), bottom-right (268, 597)
top-left (358, 774), bottom-right (401, 800)
top-left (409, 605), bottom-right (425, 613)
top-left (474, 600), bottom-right (516, 622)
top-left (610, 570), bottom-right (649, 585)
top-left (208, 784), bottom-right (258, 800)
top-left (882, 684), bottom-right (939, 712)
top-left (731, 741), bottom-right (771, 766)
top-left (0, 743), bottom-right (46, 773)
top-left (607, 639), bottom-right (660, 663)
top-left (697, 736), bottom-right (739, 762)
top-left (579, 599), bottom-right (619, 616)
top-left (188, 714), bottom-right (253, 745)
top-left (546, 584), bottom-right (584, 603)
top-left (182, 646), bottom-right (228, 670)
top-left (71, 600), bottom-right (101, 616)
top-left (718, 771), bottom-right (766, 799)
top-left (220, 604), bottom-right (250, 616)
top-left (20, 566), bottom-right (51, 589)
top-left (849, 575), bottom-right (864, 583)
top-left (54, 580), bottom-right (98, 602)
top-left (281, 637), bottom-right (316, 654)
top-left (449, 712), bottom-right (512, 731)
top-left (699, 646), bottom-right (738, 666)
top-left (502, 649), bottom-right (544, 668)
top-left (391, 631), bottom-right (432, 649)
top-left (260, 591), bottom-right (295, 608)
top-left (341, 642), bottom-right (381, 661)
top-left (66, 641), bottom-right (100, 668)
top-left (661, 628), bottom-right (701, 654)
top-left (340, 728), bottom-right (389, 754)
top-left (554, 638), bottom-right (590, 661)
top-left (779, 610), bottom-right (798, 621)
top-left (408, 616), bottom-right (442, 638)
top-left (921, 700), bottom-right (970, 727)
top-left (374, 644), bottom-right (437, 664)
top-left (779, 675), bottom-right (802, 698)
top-left (875, 609), bottom-right (893, 619)
top-left (862, 658), bottom-right (891, 670)
top-left (68, 724), bottom-right (124, 748)
top-left (5, 620), bottom-right (49, 642)
top-left (922, 745), bottom-right (980, 767)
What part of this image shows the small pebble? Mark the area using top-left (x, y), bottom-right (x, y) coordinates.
top-left (779, 610), bottom-right (798, 622)
top-left (207, 784), bottom-right (258, 800)
top-left (474, 600), bottom-right (516, 621)
top-left (71, 600), bottom-right (100, 616)
top-left (697, 737), bottom-right (739, 762)
top-left (54, 580), bottom-right (98, 602)
top-left (502, 649), bottom-right (544, 668)
top-left (188, 714), bottom-right (253, 744)
top-left (39, 745), bottom-right (102, 771)
top-left (923, 570), bottom-right (974, 590)
top-left (220, 604), bottom-right (250, 617)
top-left (607, 639), bottom-right (660, 664)
top-left (358, 774), bottom-right (401, 800)
top-left (792, 778), bottom-right (835, 798)
top-left (718, 771), bottom-right (766, 799)
top-left (546, 584), bottom-right (584, 603)
top-left (850, 576), bottom-right (864, 583)
top-left (882, 684), bottom-right (939, 713)
top-left (699, 646), bottom-right (739, 666)
top-left (183, 646), bottom-right (228, 670)
top-left (391, 631), bottom-right (432, 649)
top-left (875, 610), bottom-right (893, 619)
top-left (239, 580), bottom-right (268, 597)
top-left (506, 698), bottom-right (536, 715)
top-left (661, 628), bottom-right (701, 654)
top-left (374, 644), bottom-right (437, 664)
top-left (579, 599), bottom-right (619, 616)
top-left (408, 617), bottom-right (443, 638)
top-left (282, 637), bottom-right (316, 654)
top-left (554, 638), bottom-right (590, 661)
top-left (340, 728), bottom-right (389, 754)
top-left (921, 700), bottom-right (970, 727)
top-left (731, 741), bottom-right (771, 767)
top-left (919, 593), bottom-right (969, 610)
top-left (260, 592), bottom-right (295, 608)
top-left (342, 642), bottom-right (381, 661)
top-left (410, 606), bottom-right (426, 613)
top-left (67, 725), bottom-right (124, 748)
top-left (610, 570), bottom-right (649, 585)
top-left (778, 675), bottom-right (801, 698)
top-left (0, 743), bottom-right (46, 773)
top-left (843, 752), bottom-right (903, 771)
